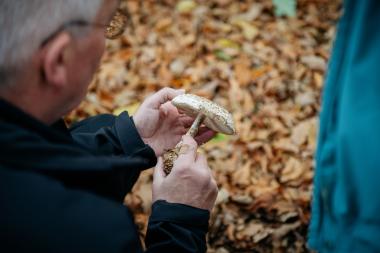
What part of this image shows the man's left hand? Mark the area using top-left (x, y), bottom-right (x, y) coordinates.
top-left (133, 88), bottom-right (216, 156)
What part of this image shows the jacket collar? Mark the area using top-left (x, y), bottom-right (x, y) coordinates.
top-left (0, 98), bottom-right (74, 144)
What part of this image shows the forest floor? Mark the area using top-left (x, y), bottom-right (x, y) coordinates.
top-left (67, 0), bottom-right (341, 252)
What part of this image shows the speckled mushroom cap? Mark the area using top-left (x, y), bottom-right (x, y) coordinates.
top-left (172, 94), bottom-right (236, 135)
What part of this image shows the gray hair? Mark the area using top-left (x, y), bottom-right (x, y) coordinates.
top-left (0, 0), bottom-right (102, 86)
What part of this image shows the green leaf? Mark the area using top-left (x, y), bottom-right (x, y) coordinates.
top-left (272, 0), bottom-right (296, 17)
top-left (214, 50), bottom-right (232, 61)
top-left (216, 39), bottom-right (240, 49)
top-left (210, 133), bottom-right (229, 143)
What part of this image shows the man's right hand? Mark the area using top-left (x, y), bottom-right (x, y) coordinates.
top-left (152, 135), bottom-right (218, 211)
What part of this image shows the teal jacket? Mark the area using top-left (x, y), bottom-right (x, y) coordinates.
top-left (309, 0), bottom-right (380, 252)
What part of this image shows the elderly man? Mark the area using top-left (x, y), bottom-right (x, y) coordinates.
top-left (0, 0), bottom-right (218, 252)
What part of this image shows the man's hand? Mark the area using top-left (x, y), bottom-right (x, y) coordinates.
top-left (152, 136), bottom-right (218, 211)
top-left (133, 88), bottom-right (215, 156)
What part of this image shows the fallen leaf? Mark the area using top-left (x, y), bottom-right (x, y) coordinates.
top-left (291, 120), bottom-right (311, 146)
top-left (176, 0), bottom-right (197, 14)
top-left (232, 20), bottom-right (259, 41)
top-left (232, 161), bottom-right (251, 187)
top-left (234, 56), bottom-right (252, 87)
top-left (301, 55), bottom-right (326, 71)
top-left (281, 157), bottom-right (304, 183)
top-left (113, 102), bottom-right (140, 116)
top-left (170, 58), bottom-right (187, 76)
top-left (216, 38), bottom-right (240, 49)
top-left (273, 138), bottom-right (299, 153)
top-left (273, 0), bottom-right (297, 17)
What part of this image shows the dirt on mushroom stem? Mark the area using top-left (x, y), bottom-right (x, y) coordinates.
top-left (163, 113), bottom-right (206, 175)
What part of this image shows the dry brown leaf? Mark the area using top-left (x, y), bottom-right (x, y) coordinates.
top-left (301, 55), bottom-right (327, 71)
top-left (232, 161), bottom-right (252, 187)
top-left (273, 138), bottom-right (299, 153)
top-left (234, 57), bottom-right (252, 87)
top-left (291, 120), bottom-right (312, 146)
top-left (281, 157), bottom-right (305, 183)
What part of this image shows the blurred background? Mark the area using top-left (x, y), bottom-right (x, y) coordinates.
top-left (66, 0), bottom-right (341, 252)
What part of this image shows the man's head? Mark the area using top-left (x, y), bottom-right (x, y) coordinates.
top-left (0, 0), bottom-right (121, 123)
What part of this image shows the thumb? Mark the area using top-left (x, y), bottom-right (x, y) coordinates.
top-left (173, 135), bottom-right (198, 171)
top-left (148, 88), bottom-right (185, 109)
top-left (153, 157), bottom-right (165, 185)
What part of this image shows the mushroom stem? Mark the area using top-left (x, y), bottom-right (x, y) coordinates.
top-left (162, 113), bottom-right (205, 175)
top-left (186, 113), bottom-right (205, 137)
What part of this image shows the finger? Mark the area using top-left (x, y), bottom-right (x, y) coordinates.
top-left (194, 128), bottom-right (217, 145)
top-left (173, 135), bottom-right (198, 170)
top-left (148, 88), bottom-right (185, 109)
top-left (194, 153), bottom-right (208, 170)
top-left (177, 108), bottom-right (187, 115)
top-left (178, 115), bottom-right (195, 127)
top-left (194, 154), bottom-right (214, 182)
top-left (174, 126), bottom-right (187, 135)
top-left (153, 157), bottom-right (166, 185)
top-left (160, 102), bottom-right (180, 118)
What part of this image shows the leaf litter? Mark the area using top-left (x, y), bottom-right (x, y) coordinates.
top-left (66, 0), bottom-right (341, 252)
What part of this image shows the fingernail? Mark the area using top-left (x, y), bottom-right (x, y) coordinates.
top-left (178, 144), bottom-right (190, 154)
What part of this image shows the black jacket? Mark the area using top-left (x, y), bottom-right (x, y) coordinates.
top-left (0, 99), bottom-right (209, 253)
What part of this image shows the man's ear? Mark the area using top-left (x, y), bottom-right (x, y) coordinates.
top-left (40, 32), bottom-right (72, 88)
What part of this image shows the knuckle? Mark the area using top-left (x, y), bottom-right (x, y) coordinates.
top-left (198, 169), bottom-right (211, 184)
top-left (173, 157), bottom-right (193, 170)
top-left (161, 87), bottom-right (174, 95)
top-left (172, 163), bottom-right (188, 174)
top-left (183, 135), bottom-right (197, 147)
top-left (173, 163), bottom-right (195, 176)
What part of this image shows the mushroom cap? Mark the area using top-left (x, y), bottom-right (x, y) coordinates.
top-left (172, 94), bottom-right (236, 135)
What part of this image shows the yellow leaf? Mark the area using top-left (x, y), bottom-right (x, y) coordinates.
top-left (216, 38), bottom-right (240, 49)
top-left (176, 0), bottom-right (197, 14)
top-left (313, 72), bottom-right (324, 89)
top-left (233, 20), bottom-right (259, 40)
top-left (113, 102), bottom-right (140, 116)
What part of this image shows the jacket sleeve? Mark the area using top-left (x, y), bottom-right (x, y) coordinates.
top-left (145, 201), bottom-right (210, 253)
top-left (69, 112), bottom-right (157, 164)
top-left (1, 169), bottom-right (210, 253)
top-left (46, 112), bottom-right (157, 201)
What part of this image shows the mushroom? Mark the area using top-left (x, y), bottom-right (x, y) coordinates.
top-left (163, 94), bottom-right (236, 175)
